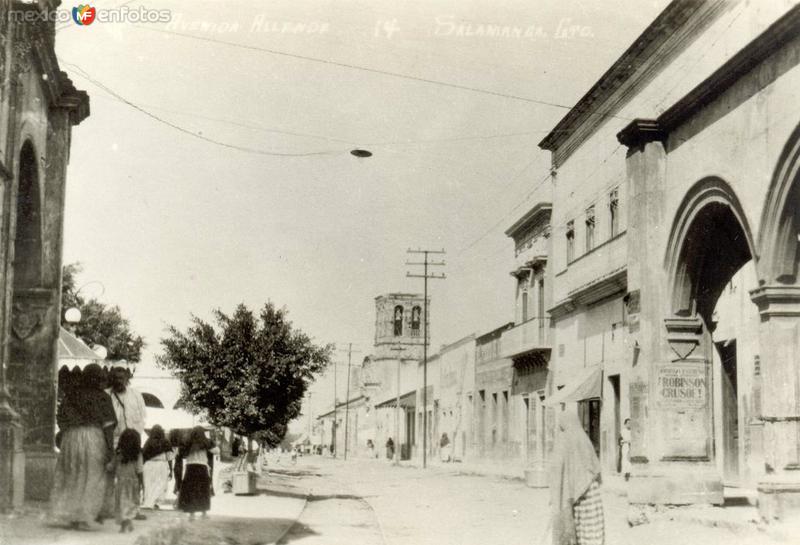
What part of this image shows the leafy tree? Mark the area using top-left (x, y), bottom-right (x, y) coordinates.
top-left (61, 263), bottom-right (145, 362)
top-left (158, 303), bottom-right (331, 447)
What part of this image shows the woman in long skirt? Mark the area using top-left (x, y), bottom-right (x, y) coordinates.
top-left (548, 405), bottom-right (604, 545)
top-left (141, 425), bottom-right (173, 509)
top-left (175, 426), bottom-right (215, 520)
top-left (50, 364), bottom-right (117, 530)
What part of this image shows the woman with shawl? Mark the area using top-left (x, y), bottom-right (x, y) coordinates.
top-left (174, 426), bottom-right (216, 520)
top-left (548, 406), bottom-right (604, 545)
top-left (141, 424), bottom-right (174, 509)
top-left (50, 363), bottom-right (117, 530)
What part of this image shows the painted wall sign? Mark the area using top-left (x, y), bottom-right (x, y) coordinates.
top-left (656, 364), bottom-right (707, 409)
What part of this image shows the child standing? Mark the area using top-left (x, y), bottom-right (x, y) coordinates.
top-left (174, 426), bottom-right (214, 521)
top-left (110, 429), bottom-right (144, 533)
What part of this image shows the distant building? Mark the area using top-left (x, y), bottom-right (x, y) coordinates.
top-left (371, 293), bottom-right (427, 460)
top-left (429, 334), bottom-right (475, 462)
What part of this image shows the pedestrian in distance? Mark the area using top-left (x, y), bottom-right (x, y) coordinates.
top-left (141, 424), bottom-right (174, 510)
top-left (109, 428), bottom-right (145, 534)
top-left (439, 432), bottom-right (451, 463)
top-left (619, 418), bottom-right (631, 482)
top-left (548, 405), bottom-right (604, 545)
top-left (386, 437), bottom-right (395, 460)
top-left (49, 363), bottom-right (117, 530)
top-left (174, 426), bottom-right (215, 521)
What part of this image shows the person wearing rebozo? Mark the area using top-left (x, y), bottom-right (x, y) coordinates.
top-left (110, 428), bottom-right (144, 533)
top-left (141, 424), bottom-right (174, 510)
top-left (439, 432), bottom-right (451, 463)
top-left (548, 406), bottom-right (604, 545)
top-left (174, 426), bottom-right (215, 520)
top-left (50, 363), bottom-right (117, 530)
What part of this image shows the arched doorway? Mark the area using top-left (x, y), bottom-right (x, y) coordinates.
top-left (666, 178), bottom-right (758, 486)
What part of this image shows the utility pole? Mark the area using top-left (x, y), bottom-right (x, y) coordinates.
top-left (332, 357), bottom-right (337, 459)
top-left (336, 343), bottom-right (362, 461)
top-left (406, 248), bottom-right (446, 469)
top-left (390, 346), bottom-right (406, 466)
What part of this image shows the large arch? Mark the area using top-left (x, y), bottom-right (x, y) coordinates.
top-left (664, 177), bottom-right (758, 325)
top-left (758, 122), bottom-right (800, 285)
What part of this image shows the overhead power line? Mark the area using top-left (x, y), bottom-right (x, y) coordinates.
top-left (133, 25), bottom-right (631, 122)
top-left (61, 59), bottom-right (348, 158)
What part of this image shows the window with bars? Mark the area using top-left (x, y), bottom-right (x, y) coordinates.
top-left (585, 205), bottom-right (596, 252)
top-left (609, 188), bottom-right (619, 238)
top-left (566, 220), bottom-right (575, 263)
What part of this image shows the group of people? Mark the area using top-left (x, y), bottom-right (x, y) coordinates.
top-left (49, 364), bottom-right (217, 532)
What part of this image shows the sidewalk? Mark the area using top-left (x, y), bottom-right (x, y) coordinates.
top-left (0, 466), bottom-right (308, 545)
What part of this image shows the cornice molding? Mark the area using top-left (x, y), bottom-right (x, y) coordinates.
top-left (12, 2), bottom-right (90, 125)
top-left (618, 4), bottom-right (800, 151)
top-left (750, 285), bottom-right (800, 319)
top-left (549, 267), bottom-right (627, 319)
top-left (538, 0), bottom-right (729, 168)
top-left (616, 119), bottom-right (666, 149)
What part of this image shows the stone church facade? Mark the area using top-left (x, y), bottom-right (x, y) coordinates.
top-left (0, 0), bottom-right (89, 508)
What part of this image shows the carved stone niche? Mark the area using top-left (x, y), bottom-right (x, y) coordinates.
top-left (11, 288), bottom-right (53, 342)
top-left (663, 315), bottom-right (704, 361)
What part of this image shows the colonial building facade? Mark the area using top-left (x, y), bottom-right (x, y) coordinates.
top-left (0, 0), bottom-right (89, 508)
top-left (536, 0), bottom-right (800, 521)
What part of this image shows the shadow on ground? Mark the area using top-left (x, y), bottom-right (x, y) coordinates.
top-left (180, 515), bottom-right (301, 545)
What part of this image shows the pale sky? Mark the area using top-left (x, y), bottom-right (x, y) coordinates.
top-left (56, 0), bottom-right (669, 408)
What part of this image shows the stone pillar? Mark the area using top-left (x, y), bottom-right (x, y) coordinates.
top-left (6, 105), bottom-right (73, 502)
top-left (750, 286), bottom-right (800, 522)
top-left (619, 119), bottom-right (722, 506)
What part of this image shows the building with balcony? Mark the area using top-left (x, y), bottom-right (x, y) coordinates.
top-left (535, 0), bottom-right (800, 521)
top-left (500, 201), bottom-right (555, 485)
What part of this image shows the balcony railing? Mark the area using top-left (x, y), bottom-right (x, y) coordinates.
top-left (500, 317), bottom-right (551, 359)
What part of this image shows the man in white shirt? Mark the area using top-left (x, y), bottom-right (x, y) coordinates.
top-left (107, 366), bottom-right (147, 447)
top-left (102, 366), bottom-right (148, 521)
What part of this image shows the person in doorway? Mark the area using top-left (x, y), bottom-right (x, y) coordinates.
top-left (50, 364), bottom-right (117, 530)
top-left (619, 418), bottom-right (631, 482)
top-left (141, 425), bottom-right (174, 510)
top-left (175, 426), bottom-right (215, 521)
top-left (110, 429), bottom-right (144, 533)
top-left (549, 407), bottom-right (604, 545)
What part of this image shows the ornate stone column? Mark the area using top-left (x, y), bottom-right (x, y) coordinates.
top-left (619, 119), bottom-right (722, 506)
top-left (750, 285), bottom-right (800, 522)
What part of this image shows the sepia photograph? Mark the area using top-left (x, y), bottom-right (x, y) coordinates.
top-left (0, 0), bottom-right (799, 544)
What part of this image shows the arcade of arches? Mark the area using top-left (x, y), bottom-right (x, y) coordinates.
top-left (620, 120), bottom-right (800, 522)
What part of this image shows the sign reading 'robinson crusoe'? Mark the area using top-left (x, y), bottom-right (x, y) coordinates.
top-left (656, 364), bottom-right (707, 409)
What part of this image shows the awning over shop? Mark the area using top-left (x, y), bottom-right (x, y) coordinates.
top-left (543, 365), bottom-right (602, 406)
top-left (374, 390), bottom-right (416, 409)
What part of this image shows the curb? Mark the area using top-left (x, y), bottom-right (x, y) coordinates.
top-left (270, 495), bottom-right (309, 545)
top-left (263, 471), bottom-right (310, 545)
